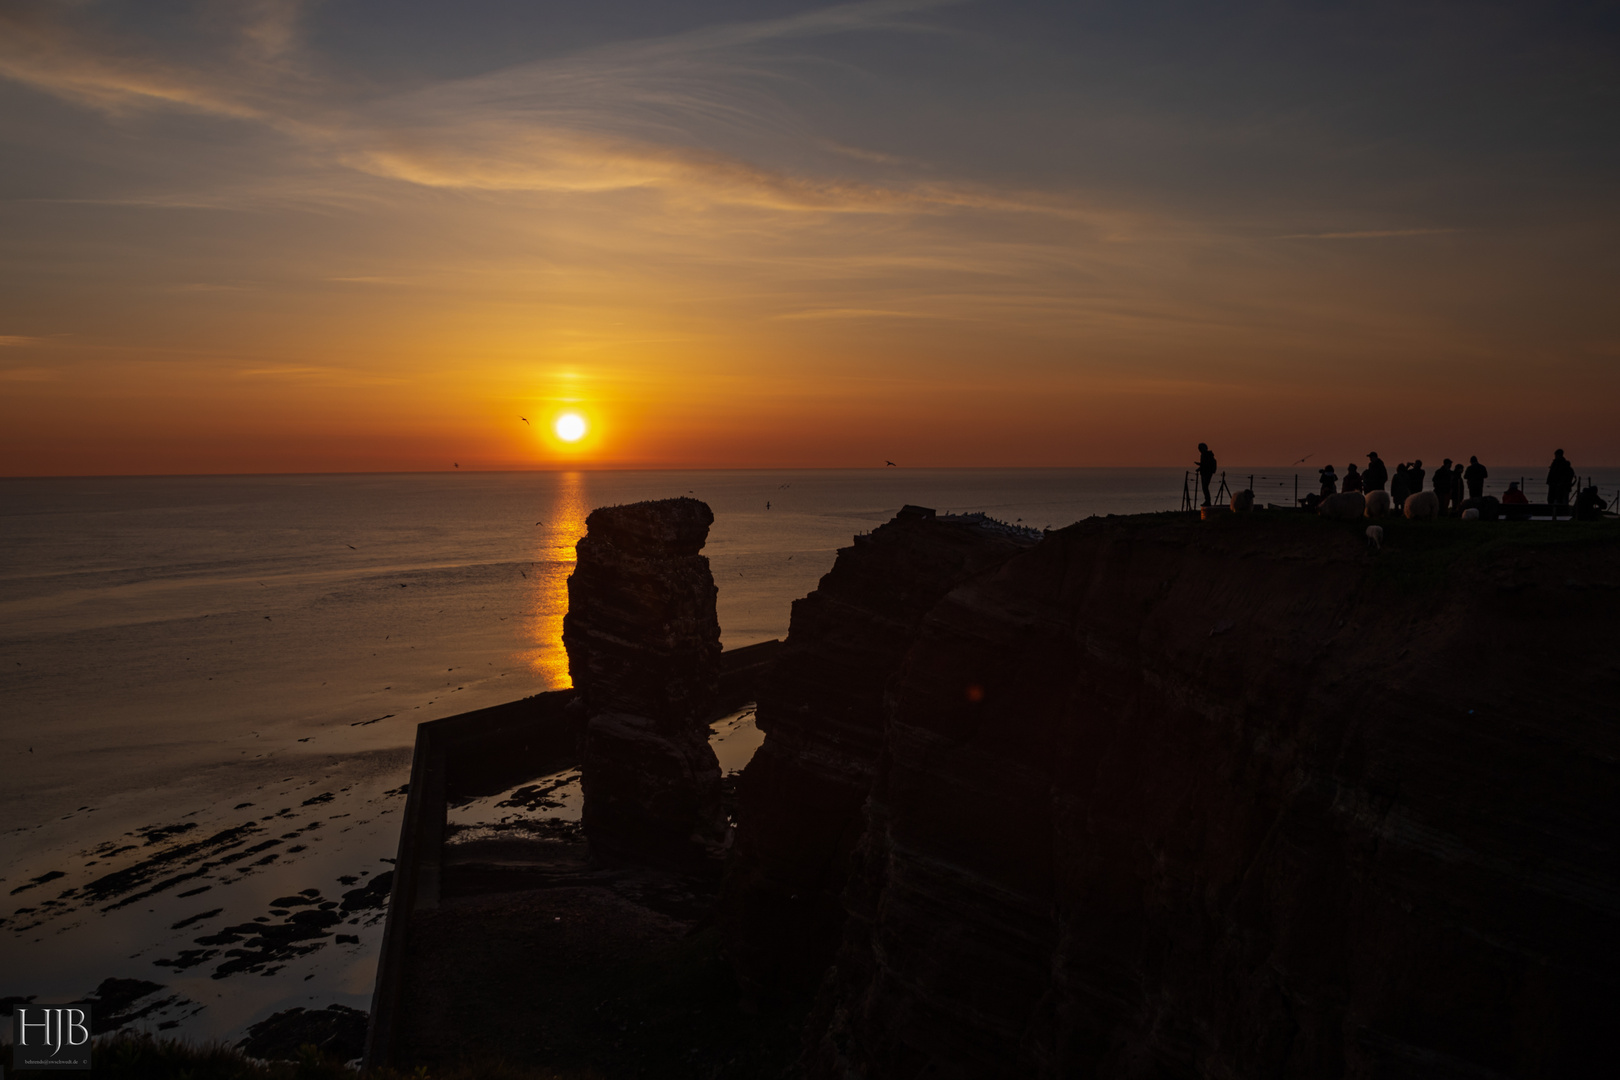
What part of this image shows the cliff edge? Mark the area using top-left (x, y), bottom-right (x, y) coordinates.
top-left (785, 514), bottom-right (1619, 1078)
top-left (721, 509), bottom-right (1038, 1002)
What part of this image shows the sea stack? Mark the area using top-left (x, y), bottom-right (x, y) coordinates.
top-left (563, 497), bottom-right (727, 870)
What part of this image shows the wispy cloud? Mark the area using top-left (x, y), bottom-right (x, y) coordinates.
top-left (773, 307), bottom-right (939, 320)
top-left (1278, 228), bottom-right (1461, 239)
top-left (0, 4), bottom-right (271, 118)
top-left (0, 335), bottom-right (43, 347)
top-left (0, 0), bottom-right (1045, 224)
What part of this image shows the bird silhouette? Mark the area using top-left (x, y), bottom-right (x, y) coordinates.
top-left (1293, 454), bottom-right (1312, 465)
top-left (885, 460), bottom-right (896, 467)
top-left (520, 417), bottom-right (530, 425)
top-left (347, 544), bottom-right (356, 550)
top-left (453, 462), bottom-right (460, 468)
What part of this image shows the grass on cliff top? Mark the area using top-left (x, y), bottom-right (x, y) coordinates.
top-left (1, 1036), bottom-right (599, 1080)
top-left (1191, 508), bottom-right (1620, 591)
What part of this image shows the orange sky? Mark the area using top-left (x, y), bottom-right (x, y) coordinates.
top-left (2, 1), bottom-right (1616, 474)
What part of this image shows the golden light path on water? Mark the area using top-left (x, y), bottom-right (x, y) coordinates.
top-left (524, 470), bottom-right (588, 687)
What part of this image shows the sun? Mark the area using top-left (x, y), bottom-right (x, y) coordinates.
top-left (554, 412), bottom-right (587, 442)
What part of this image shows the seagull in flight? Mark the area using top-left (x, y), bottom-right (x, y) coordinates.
top-left (453, 462), bottom-right (460, 468)
top-left (885, 460), bottom-right (896, 467)
top-left (520, 417), bottom-right (530, 425)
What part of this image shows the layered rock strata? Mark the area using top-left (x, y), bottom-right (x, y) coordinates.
top-left (721, 508), bottom-right (1038, 1002)
top-left (563, 498), bottom-right (727, 869)
top-left (803, 516), bottom-right (1620, 1078)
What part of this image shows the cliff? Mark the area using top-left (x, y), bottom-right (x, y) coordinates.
top-left (721, 508), bottom-right (1039, 1003)
top-left (782, 514), bottom-right (1620, 1078)
top-left (564, 497), bottom-right (728, 869)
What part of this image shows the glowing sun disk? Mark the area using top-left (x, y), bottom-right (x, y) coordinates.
top-left (554, 413), bottom-right (587, 442)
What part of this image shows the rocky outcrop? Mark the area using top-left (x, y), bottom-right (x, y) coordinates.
top-left (721, 508), bottom-right (1038, 1003)
top-left (564, 498), bottom-right (727, 869)
top-left (803, 516), bottom-right (1620, 1078)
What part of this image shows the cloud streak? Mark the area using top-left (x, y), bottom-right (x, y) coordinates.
top-left (1278, 228), bottom-right (1461, 240)
top-left (1, 0), bottom-right (1051, 225)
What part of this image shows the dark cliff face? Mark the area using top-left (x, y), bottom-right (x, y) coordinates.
top-left (564, 498), bottom-right (727, 868)
top-left (721, 511), bottom-right (1038, 1003)
top-left (802, 516), bottom-right (1620, 1079)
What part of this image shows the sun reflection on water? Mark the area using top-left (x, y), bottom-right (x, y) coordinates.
top-left (523, 471), bottom-right (589, 688)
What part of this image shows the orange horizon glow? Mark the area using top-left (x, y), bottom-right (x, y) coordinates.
top-left (1, 4), bottom-right (1616, 477)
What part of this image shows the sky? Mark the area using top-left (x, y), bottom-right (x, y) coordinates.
top-left (1, 0), bottom-right (1616, 473)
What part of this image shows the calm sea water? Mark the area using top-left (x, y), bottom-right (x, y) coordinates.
top-left (1, 465), bottom-right (1609, 1047)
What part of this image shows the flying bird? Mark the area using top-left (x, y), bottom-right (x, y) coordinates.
top-left (520, 417), bottom-right (530, 425)
top-left (347, 544), bottom-right (356, 550)
top-left (1294, 454), bottom-right (1312, 465)
top-left (453, 462), bottom-right (460, 468)
top-left (885, 460), bottom-right (896, 467)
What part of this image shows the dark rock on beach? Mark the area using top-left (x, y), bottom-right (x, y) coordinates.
top-left (565, 498), bottom-right (728, 869)
top-left (237, 1003), bottom-right (368, 1062)
top-left (85, 978), bottom-right (182, 1034)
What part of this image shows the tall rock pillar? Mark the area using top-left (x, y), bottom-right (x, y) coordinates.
top-left (562, 497), bottom-right (728, 870)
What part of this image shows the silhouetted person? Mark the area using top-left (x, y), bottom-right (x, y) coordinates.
top-left (1318, 463), bottom-right (1337, 498)
top-left (1363, 452), bottom-right (1387, 492)
top-left (1342, 463), bottom-right (1363, 493)
top-left (1197, 442), bottom-right (1217, 507)
top-left (1574, 485), bottom-right (1608, 521)
top-left (1389, 463), bottom-right (1412, 507)
top-left (1502, 481), bottom-right (1528, 505)
top-left (1464, 456), bottom-right (1488, 501)
top-left (1409, 459), bottom-right (1425, 493)
top-left (1434, 458), bottom-right (1454, 513)
top-left (1452, 463), bottom-right (1465, 513)
top-left (1547, 449), bottom-right (1575, 507)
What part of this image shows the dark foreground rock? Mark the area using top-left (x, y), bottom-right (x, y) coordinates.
top-left (798, 514), bottom-right (1620, 1078)
top-left (720, 509), bottom-right (1038, 1003)
top-left (238, 1003), bottom-right (367, 1062)
top-left (564, 497), bottom-right (727, 869)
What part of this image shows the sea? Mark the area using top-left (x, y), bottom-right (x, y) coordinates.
top-left (1, 466), bottom-right (1611, 1048)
